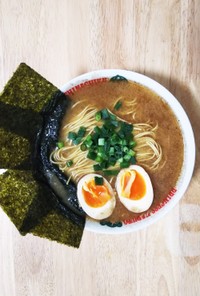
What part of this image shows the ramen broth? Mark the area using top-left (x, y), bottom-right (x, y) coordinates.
top-left (60, 80), bottom-right (184, 222)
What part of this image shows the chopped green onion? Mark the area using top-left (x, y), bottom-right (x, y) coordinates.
top-left (97, 146), bottom-right (105, 153)
top-left (92, 133), bottom-right (99, 142)
top-left (94, 126), bottom-right (101, 134)
top-left (95, 156), bottom-right (103, 163)
top-left (120, 162), bottom-right (130, 169)
top-left (111, 120), bottom-right (119, 127)
top-left (87, 151), bottom-right (97, 160)
top-left (121, 139), bottom-right (127, 146)
top-left (118, 157), bottom-right (124, 163)
top-left (129, 140), bottom-right (136, 148)
top-left (77, 126), bottom-right (86, 138)
top-left (73, 137), bottom-right (82, 145)
top-left (114, 145), bottom-right (121, 151)
top-left (128, 149), bottom-right (135, 156)
top-left (130, 156), bottom-right (136, 164)
top-left (86, 134), bottom-right (92, 141)
top-left (66, 160), bottom-right (73, 167)
top-left (109, 147), bottom-right (115, 155)
top-left (68, 132), bottom-right (77, 140)
top-left (115, 151), bottom-right (123, 158)
top-left (110, 135), bottom-right (117, 145)
top-left (120, 122), bottom-right (133, 133)
top-left (98, 138), bottom-right (105, 146)
top-left (57, 141), bottom-right (64, 149)
top-left (101, 125), bottom-right (109, 136)
top-left (93, 164), bottom-right (101, 171)
top-left (103, 170), bottom-right (119, 176)
top-left (85, 139), bottom-right (93, 148)
top-left (104, 141), bottom-right (110, 152)
top-left (100, 161), bottom-right (109, 169)
top-left (101, 108), bottom-right (110, 119)
top-left (123, 146), bottom-right (129, 153)
top-left (114, 100), bottom-right (122, 111)
top-left (95, 111), bottom-right (102, 121)
top-left (80, 143), bottom-right (87, 151)
top-left (118, 130), bottom-right (125, 139)
top-left (97, 151), bottom-right (104, 158)
top-left (109, 156), bottom-right (116, 166)
top-left (94, 176), bottom-right (104, 185)
top-left (124, 154), bottom-right (132, 161)
top-left (109, 113), bottom-right (117, 120)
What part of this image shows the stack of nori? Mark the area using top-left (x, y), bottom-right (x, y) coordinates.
top-left (0, 63), bottom-right (85, 248)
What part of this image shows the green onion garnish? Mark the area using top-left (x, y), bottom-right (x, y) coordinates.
top-left (73, 137), bottom-right (82, 145)
top-left (80, 143), bottom-right (87, 151)
top-left (94, 176), bottom-right (104, 185)
top-left (68, 108), bottom-right (137, 175)
top-left (94, 126), bottom-right (101, 134)
top-left (68, 132), bottom-right (77, 141)
top-left (128, 149), bottom-right (135, 156)
top-left (120, 162), bottom-right (130, 169)
top-left (118, 157), bottom-right (124, 163)
top-left (77, 126), bottom-right (86, 138)
top-left (57, 141), bottom-right (64, 149)
top-left (95, 111), bottom-right (102, 121)
top-left (129, 140), bottom-right (136, 147)
top-left (100, 161), bottom-right (109, 169)
top-left (93, 164), bottom-right (101, 171)
top-left (124, 154), bottom-right (132, 161)
top-left (109, 147), bottom-right (115, 155)
top-left (66, 160), bottom-right (73, 167)
top-left (98, 138), bottom-right (105, 146)
top-left (130, 156), bottom-right (136, 164)
top-left (87, 151), bottom-right (97, 160)
top-left (103, 170), bottom-right (119, 176)
top-left (114, 100), bottom-right (122, 110)
top-left (95, 156), bottom-right (103, 163)
top-left (101, 108), bottom-right (110, 119)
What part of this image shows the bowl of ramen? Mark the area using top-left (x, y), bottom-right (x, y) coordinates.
top-left (50, 69), bottom-right (195, 234)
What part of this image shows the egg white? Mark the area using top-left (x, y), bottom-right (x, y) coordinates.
top-left (115, 165), bottom-right (154, 213)
top-left (77, 174), bottom-right (116, 220)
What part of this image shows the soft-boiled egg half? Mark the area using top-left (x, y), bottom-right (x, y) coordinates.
top-left (77, 174), bottom-right (116, 220)
top-left (116, 165), bottom-right (154, 213)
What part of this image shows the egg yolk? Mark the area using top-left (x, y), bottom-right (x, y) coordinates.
top-left (82, 179), bottom-right (111, 208)
top-left (121, 170), bottom-right (146, 199)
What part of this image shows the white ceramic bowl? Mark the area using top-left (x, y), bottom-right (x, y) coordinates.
top-left (61, 69), bottom-right (195, 234)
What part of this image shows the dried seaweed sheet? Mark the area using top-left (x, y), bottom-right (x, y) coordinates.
top-left (0, 62), bottom-right (56, 169)
top-left (0, 128), bottom-right (31, 170)
top-left (0, 63), bottom-right (58, 111)
top-left (0, 103), bottom-right (41, 169)
top-left (0, 170), bottom-right (82, 247)
top-left (0, 63), bottom-right (85, 247)
top-left (31, 211), bottom-right (83, 248)
top-left (0, 170), bottom-right (52, 233)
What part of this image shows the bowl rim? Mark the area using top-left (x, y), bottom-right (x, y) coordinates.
top-left (60, 69), bottom-right (196, 234)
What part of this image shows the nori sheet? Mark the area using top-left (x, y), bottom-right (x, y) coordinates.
top-left (0, 102), bottom-right (41, 169)
top-left (0, 62), bottom-right (56, 169)
top-left (0, 128), bottom-right (31, 170)
top-left (0, 63), bottom-right (85, 248)
top-left (0, 170), bottom-right (52, 233)
top-left (31, 211), bottom-right (83, 248)
top-left (0, 170), bottom-right (83, 247)
top-left (1, 63), bottom-right (58, 111)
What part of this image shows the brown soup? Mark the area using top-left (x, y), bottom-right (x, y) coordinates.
top-left (60, 79), bottom-right (184, 224)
